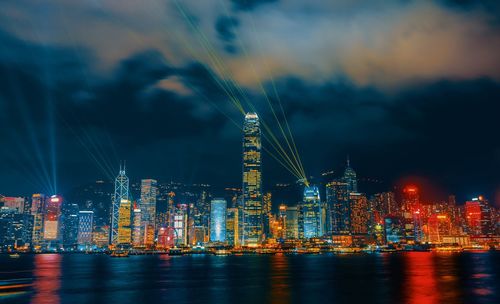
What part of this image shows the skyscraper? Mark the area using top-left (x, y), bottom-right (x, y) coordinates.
top-left (343, 156), bottom-right (358, 193)
top-left (263, 192), bottom-right (272, 239)
top-left (0, 208), bottom-right (32, 250)
top-left (299, 186), bottom-right (322, 239)
top-left (62, 203), bottom-right (79, 249)
top-left (465, 196), bottom-right (493, 235)
top-left (285, 206), bottom-right (299, 239)
top-left (140, 179), bottom-right (157, 247)
top-left (1, 197), bottom-right (25, 213)
top-left (242, 112), bottom-right (263, 246)
top-left (30, 194), bottom-right (46, 249)
top-left (77, 211), bottom-right (94, 248)
top-left (349, 193), bottom-right (369, 234)
top-left (117, 200), bottom-right (132, 245)
top-left (132, 204), bottom-right (142, 247)
top-left (402, 186), bottom-right (422, 242)
top-left (326, 180), bottom-right (350, 234)
top-left (110, 165), bottom-right (129, 245)
top-left (210, 198), bottom-right (227, 242)
top-left (43, 195), bottom-right (63, 241)
top-left (226, 208), bottom-right (239, 246)
top-left (174, 204), bottom-right (188, 246)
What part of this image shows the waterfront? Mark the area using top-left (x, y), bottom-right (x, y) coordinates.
top-left (0, 252), bottom-right (498, 304)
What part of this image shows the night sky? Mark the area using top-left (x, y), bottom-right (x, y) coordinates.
top-left (1, 0), bottom-right (499, 204)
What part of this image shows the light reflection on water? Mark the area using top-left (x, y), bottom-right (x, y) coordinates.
top-left (0, 252), bottom-right (498, 304)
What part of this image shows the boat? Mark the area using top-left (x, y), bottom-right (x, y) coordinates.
top-left (214, 249), bottom-right (232, 256)
top-left (256, 248), bottom-right (276, 255)
top-left (168, 247), bottom-right (184, 256)
top-left (333, 247), bottom-right (362, 254)
top-left (109, 250), bottom-right (129, 257)
top-left (9, 253), bottom-right (20, 258)
top-left (434, 246), bottom-right (463, 252)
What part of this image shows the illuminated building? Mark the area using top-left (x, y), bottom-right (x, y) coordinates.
top-left (140, 179), bottom-right (157, 247)
top-left (30, 194), bottom-right (47, 248)
top-left (1, 197), bottom-right (25, 213)
top-left (384, 215), bottom-right (404, 243)
top-left (427, 214), bottom-right (452, 243)
top-left (0, 208), bottom-right (33, 249)
top-left (43, 195), bottom-right (63, 241)
top-left (402, 186), bottom-right (422, 242)
top-left (62, 203), bottom-right (79, 249)
top-left (110, 165), bottom-right (129, 245)
top-left (226, 208), bottom-right (239, 246)
top-left (402, 186), bottom-right (420, 213)
top-left (157, 226), bottom-right (175, 248)
top-left (210, 198), bottom-right (227, 242)
top-left (77, 211), bottom-right (94, 247)
top-left (285, 206), bottom-right (299, 239)
top-left (299, 186), bottom-right (322, 238)
top-left (189, 226), bottom-right (206, 246)
top-left (343, 156), bottom-right (358, 193)
top-left (263, 192), bottom-right (272, 239)
top-left (117, 199), bottom-right (132, 245)
top-left (465, 196), bottom-right (493, 235)
top-left (132, 205), bottom-right (142, 247)
top-left (174, 204), bottom-right (188, 245)
top-left (92, 226), bottom-right (109, 248)
top-left (326, 180), bottom-right (350, 234)
top-left (242, 112), bottom-right (263, 246)
top-left (350, 193), bottom-right (369, 234)
top-left (371, 192), bottom-right (397, 218)
top-left (277, 204), bottom-right (287, 239)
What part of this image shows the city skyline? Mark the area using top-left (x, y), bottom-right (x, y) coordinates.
top-left (1, 2), bottom-right (500, 303)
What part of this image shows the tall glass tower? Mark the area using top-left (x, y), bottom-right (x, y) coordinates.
top-left (326, 180), bottom-right (350, 234)
top-left (242, 112), bottom-right (263, 246)
top-left (140, 179), bottom-right (157, 247)
top-left (299, 185), bottom-right (322, 239)
top-left (343, 156), bottom-right (358, 193)
top-left (210, 198), bottom-right (227, 242)
top-left (110, 164), bottom-right (129, 245)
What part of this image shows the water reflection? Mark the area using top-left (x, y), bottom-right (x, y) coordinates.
top-left (268, 254), bottom-right (291, 304)
top-left (404, 252), bottom-right (438, 304)
top-left (0, 252), bottom-right (497, 304)
top-left (32, 254), bottom-right (61, 304)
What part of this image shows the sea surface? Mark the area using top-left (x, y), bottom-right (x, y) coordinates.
top-left (0, 252), bottom-right (499, 304)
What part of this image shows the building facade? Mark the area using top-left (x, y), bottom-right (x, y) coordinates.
top-left (111, 165), bottom-right (129, 245)
top-left (299, 186), bottom-right (322, 239)
top-left (242, 112), bottom-right (263, 246)
top-left (210, 198), bottom-right (227, 242)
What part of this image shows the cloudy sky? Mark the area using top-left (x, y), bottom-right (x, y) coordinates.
top-left (1, 0), bottom-right (499, 203)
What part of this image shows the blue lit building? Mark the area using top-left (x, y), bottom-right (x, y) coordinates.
top-left (210, 198), bottom-right (227, 242)
top-left (299, 186), bottom-right (322, 239)
top-left (78, 211), bottom-right (94, 248)
top-left (384, 215), bottom-right (404, 243)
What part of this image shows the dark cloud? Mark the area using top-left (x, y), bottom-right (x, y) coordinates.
top-left (215, 16), bottom-right (240, 54)
top-left (230, 0), bottom-right (279, 11)
top-left (267, 76), bottom-right (500, 201)
top-left (438, 0), bottom-right (500, 10)
top-left (215, 16), bottom-right (239, 42)
top-left (0, 31), bottom-right (230, 194)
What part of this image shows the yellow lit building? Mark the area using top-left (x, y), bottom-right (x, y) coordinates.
top-left (117, 199), bottom-right (132, 245)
